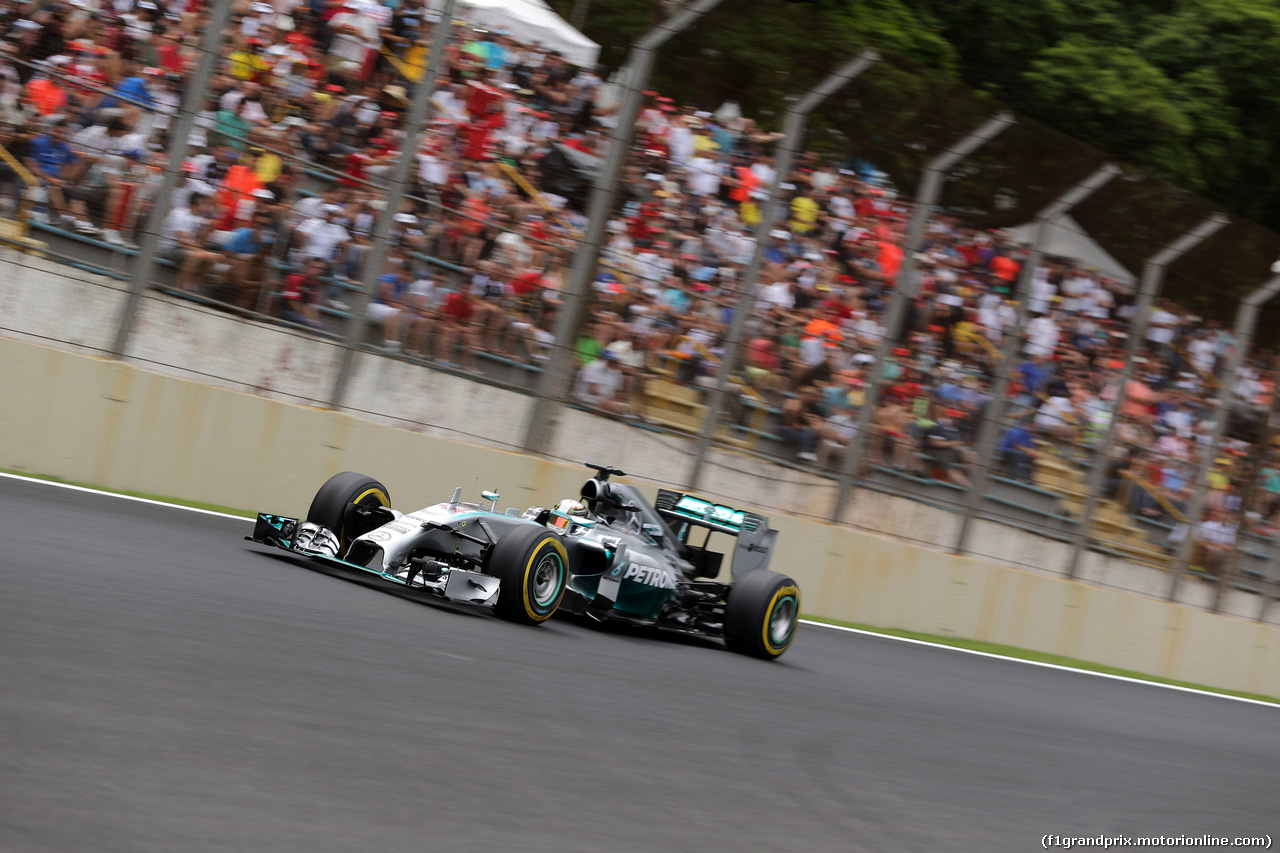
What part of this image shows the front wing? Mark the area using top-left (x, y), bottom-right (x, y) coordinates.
top-left (246, 513), bottom-right (501, 610)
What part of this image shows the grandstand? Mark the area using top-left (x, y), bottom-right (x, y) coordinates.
top-left (2, 0), bottom-right (1278, 609)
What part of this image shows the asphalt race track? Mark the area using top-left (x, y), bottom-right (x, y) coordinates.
top-left (2, 476), bottom-right (1276, 853)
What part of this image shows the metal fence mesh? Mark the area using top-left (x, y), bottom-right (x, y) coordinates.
top-left (2, 0), bottom-right (1278, 621)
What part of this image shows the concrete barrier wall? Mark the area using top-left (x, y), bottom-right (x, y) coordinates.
top-left (8, 252), bottom-right (1259, 620)
top-left (3, 334), bottom-right (1277, 697)
top-left (0, 247), bottom-right (128, 354)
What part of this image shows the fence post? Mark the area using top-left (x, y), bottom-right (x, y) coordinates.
top-left (1258, 410), bottom-right (1280, 618)
top-left (329, 0), bottom-right (456, 410)
top-left (1169, 273), bottom-right (1280, 604)
top-left (830, 112), bottom-right (1015, 523)
top-left (952, 164), bottom-right (1119, 555)
top-left (521, 0), bottom-right (724, 456)
top-left (109, 0), bottom-right (233, 358)
top-left (685, 49), bottom-right (879, 491)
top-left (1226, 357), bottom-right (1280, 619)
top-left (1063, 213), bottom-right (1229, 579)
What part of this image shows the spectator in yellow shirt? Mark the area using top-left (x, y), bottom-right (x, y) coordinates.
top-left (951, 313), bottom-right (983, 357)
top-left (789, 187), bottom-right (819, 235)
top-left (691, 121), bottom-right (719, 155)
top-left (228, 40), bottom-right (271, 83)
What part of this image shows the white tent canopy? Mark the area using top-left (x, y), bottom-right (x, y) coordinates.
top-left (1006, 214), bottom-right (1136, 286)
top-left (454, 0), bottom-right (600, 68)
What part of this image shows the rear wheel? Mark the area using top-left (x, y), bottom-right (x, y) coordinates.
top-left (488, 525), bottom-right (569, 625)
top-left (306, 472), bottom-right (391, 555)
top-left (724, 570), bottom-right (800, 659)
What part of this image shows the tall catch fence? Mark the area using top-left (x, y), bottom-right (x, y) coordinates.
top-left (3, 0), bottom-right (1280, 620)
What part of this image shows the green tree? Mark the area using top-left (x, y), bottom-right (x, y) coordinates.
top-left (1021, 40), bottom-right (1198, 178)
top-left (552, 0), bottom-right (1280, 242)
top-left (907, 0), bottom-right (1280, 228)
top-left (1136, 0), bottom-right (1280, 225)
top-left (549, 0), bottom-right (955, 121)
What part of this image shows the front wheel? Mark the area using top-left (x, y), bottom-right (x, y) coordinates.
top-left (724, 570), bottom-right (800, 659)
top-left (488, 525), bottom-right (569, 625)
top-left (306, 472), bottom-right (391, 555)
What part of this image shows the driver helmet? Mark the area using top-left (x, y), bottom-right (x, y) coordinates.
top-left (555, 499), bottom-right (587, 517)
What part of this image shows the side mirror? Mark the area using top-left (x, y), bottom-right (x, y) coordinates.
top-left (481, 490), bottom-right (500, 511)
top-left (641, 523), bottom-right (664, 544)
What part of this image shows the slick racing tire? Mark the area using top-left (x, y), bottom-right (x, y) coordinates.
top-left (724, 570), bottom-right (800, 660)
top-left (306, 472), bottom-right (391, 555)
top-left (488, 525), bottom-right (569, 625)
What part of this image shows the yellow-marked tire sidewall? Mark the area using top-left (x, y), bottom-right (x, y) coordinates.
top-left (522, 536), bottom-right (569, 622)
top-left (343, 486), bottom-right (391, 546)
top-left (352, 487), bottom-right (390, 510)
top-left (725, 570), bottom-right (800, 659)
top-left (490, 526), bottom-right (569, 625)
top-left (761, 584), bottom-right (800, 657)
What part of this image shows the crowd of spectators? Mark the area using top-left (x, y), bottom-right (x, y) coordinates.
top-left (2, 0), bottom-right (1278, 570)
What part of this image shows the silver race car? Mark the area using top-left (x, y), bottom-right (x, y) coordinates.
top-left (247, 464), bottom-right (800, 658)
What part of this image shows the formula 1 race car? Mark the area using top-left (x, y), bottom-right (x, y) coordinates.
top-left (246, 465), bottom-right (800, 659)
top-left (551, 466), bottom-right (800, 659)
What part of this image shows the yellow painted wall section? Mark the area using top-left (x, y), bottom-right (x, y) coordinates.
top-left (3, 335), bottom-right (1279, 697)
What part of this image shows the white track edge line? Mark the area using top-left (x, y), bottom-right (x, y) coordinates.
top-left (6, 472), bottom-right (1275, 707)
top-left (0, 472), bottom-right (250, 520)
top-left (800, 620), bottom-right (1279, 709)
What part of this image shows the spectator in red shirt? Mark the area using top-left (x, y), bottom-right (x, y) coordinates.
top-left (465, 77), bottom-right (504, 119)
top-left (462, 99), bottom-right (505, 162)
top-left (991, 251), bottom-right (1020, 284)
top-left (279, 257), bottom-right (327, 329)
top-left (25, 68), bottom-right (67, 116)
top-left (436, 287), bottom-right (480, 372)
top-left (510, 267), bottom-right (544, 300)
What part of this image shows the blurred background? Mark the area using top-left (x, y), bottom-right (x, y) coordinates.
top-left (4, 0), bottom-right (1280, 622)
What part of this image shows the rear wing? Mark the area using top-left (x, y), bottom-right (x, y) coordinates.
top-left (655, 489), bottom-right (776, 580)
top-left (654, 490), bottom-right (763, 534)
